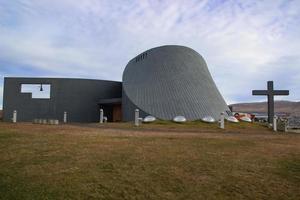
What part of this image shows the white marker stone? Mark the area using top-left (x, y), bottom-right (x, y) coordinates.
top-left (135, 109), bottom-right (139, 126)
top-left (63, 111), bottom-right (67, 123)
top-left (12, 110), bottom-right (17, 123)
top-left (100, 109), bottom-right (104, 123)
top-left (220, 112), bottom-right (225, 129)
top-left (273, 116), bottom-right (278, 132)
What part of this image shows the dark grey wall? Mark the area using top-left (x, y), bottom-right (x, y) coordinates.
top-left (122, 45), bottom-right (230, 121)
top-left (3, 77), bottom-right (121, 122)
top-left (122, 89), bottom-right (148, 121)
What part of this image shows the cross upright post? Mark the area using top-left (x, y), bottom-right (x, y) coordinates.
top-left (267, 81), bottom-right (274, 124)
top-left (252, 81), bottom-right (289, 124)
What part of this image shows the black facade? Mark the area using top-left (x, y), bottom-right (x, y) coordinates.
top-left (3, 78), bottom-right (121, 122)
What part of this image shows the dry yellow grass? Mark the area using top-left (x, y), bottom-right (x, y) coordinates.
top-left (0, 122), bottom-right (299, 200)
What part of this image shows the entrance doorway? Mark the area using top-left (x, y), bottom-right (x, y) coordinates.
top-left (98, 98), bottom-right (122, 122)
top-left (99, 104), bottom-right (122, 122)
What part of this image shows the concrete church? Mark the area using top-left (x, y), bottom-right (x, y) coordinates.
top-left (2, 45), bottom-right (230, 122)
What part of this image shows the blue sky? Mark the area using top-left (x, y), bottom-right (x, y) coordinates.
top-left (1, 0), bottom-right (300, 109)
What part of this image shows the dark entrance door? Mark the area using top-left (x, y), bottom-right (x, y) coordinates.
top-left (112, 104), bottom-right (122, 122)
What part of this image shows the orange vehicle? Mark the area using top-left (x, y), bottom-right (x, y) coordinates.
top-left (234, 112), bottom-right (255, 120)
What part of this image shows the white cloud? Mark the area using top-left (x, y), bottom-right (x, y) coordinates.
top-left (0, 0), bottom-right (300, 106)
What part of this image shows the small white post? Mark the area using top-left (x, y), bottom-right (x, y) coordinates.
top-left (100, 109), bottom-right (104, 123)
top-left (273, 116), bottom-right (277, 132)
top-left (284, 120), bottom-right (288, 132)
top-left (63, 111), bottom-right (67, 123)
top-left (135, 109), bottom-right (139, 126)
top-left (220, 112), bottom-right (225, 129)
top-left (12, 110), bottom-right (17, 123)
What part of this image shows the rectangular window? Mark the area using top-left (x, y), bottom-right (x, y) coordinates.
top-left (21, 84), bottom-right (51, 99)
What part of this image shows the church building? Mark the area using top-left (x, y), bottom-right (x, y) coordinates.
top-left (3, 45), bottom-right (230, 122)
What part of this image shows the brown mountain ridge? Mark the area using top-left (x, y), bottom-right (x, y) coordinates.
top-left (230, 101), bottom-right (300, 116)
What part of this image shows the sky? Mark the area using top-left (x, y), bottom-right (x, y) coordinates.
top-left (1, 0), bottom-right (300, 109)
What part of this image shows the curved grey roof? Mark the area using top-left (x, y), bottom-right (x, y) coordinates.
top-left (122, 45), bottom-right (229, 120)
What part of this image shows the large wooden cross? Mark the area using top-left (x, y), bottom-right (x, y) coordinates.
top-left (252, 81), bottom-right (289, 124)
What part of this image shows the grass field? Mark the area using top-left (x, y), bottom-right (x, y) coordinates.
top-left (0, 122), bottom-right (299, 200)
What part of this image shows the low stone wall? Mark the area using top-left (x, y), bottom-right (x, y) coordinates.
top-left (33, 119), bottom-right (59, 125)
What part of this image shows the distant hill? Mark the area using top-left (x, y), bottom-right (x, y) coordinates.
top-left (230, 101), bottom-right (300, 116)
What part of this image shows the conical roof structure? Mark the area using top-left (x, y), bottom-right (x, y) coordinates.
top-left (122, 45), bottom-right (230, 121)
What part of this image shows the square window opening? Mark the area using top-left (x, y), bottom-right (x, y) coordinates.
top-left (20, 84), bottom-right (51, 99)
